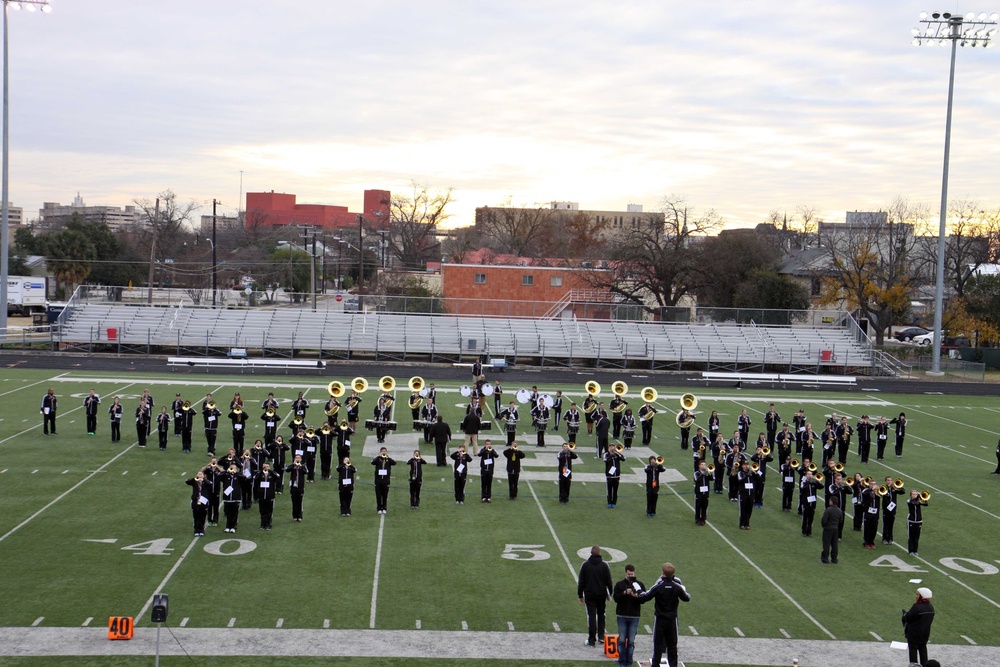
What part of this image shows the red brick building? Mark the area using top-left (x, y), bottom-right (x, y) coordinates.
top-left (245, 190), bottom-right (390, 230)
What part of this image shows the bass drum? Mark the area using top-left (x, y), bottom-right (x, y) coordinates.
top-left (482, 383), bottom-right (495, 396)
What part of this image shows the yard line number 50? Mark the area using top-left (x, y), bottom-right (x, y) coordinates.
top-left (502, 544), bottom-right (628, 563)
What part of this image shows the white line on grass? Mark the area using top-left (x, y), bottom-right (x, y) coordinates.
top-left (276, 618), bottom-right (284, 628)
top-left (552, 622), bottom-right (560, 632)
top-left (0, 374), bottom-right (67, 399)
top-left (0, 443), bottom-right (137, 544)
top-left (369, 513), bottom-right (386, 629)
top-left (870, 631), bottom-right (883, 641)
top-left (962, 634), bottom-right (977, 645)
top-left (973, 493), bottom-right (981, 498)
top-left (414, 620), bottom-right (420, 630)
top-left (527, 480), bottom-right (578, 581)
top-left (734, 627), bottom-right (745, 637)
top-left (780, 629), bottom-right (791, 639)
top-left (0, 380), bottom-right (135, 446)
top-left (644, 625), bottom-right (652, 634)
top-left (688, 626), bottom-right (698, 636)
top-left (665, 484), bottom-right (836, 639)
top-left (507, 621), bottom-right (515, 631)
top-left (461, 621), bottom-right (468, 630)
top-left (134, 537), bottom-right (201, 624)
top-left (81, 617), bottom-right (92, 627)
top-left (228, 618), bottom-right (236, 628)
top-left (180, 618), bottom-right (189, 627)
top-left (31, 617), bottom-right (43, 627)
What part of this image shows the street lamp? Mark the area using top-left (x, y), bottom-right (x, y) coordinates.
top-left (911, 10), bottom-right (997, 375)
top-left (0, 0), bottom-right (50, 336)
top-left (205, 237), bottom-right (216, 307)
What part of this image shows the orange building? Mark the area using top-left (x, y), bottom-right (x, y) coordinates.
top-left (245, 190), bottom-right (390, 230)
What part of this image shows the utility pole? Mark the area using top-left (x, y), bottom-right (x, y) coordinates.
top-left (147, 197), bottom-right (159, 305)
top-left (357, 214), bottom-right (365, 313)
top-left (299, 226), bottom-right (317, 311)
top-left (212, 199), bottom-right (218, 307)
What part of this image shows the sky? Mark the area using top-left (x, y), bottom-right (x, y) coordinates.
top-left (4, 0), bottom-right (1000, 231)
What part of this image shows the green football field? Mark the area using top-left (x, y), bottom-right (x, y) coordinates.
top-left (0, 368), bottom-right (998, 664)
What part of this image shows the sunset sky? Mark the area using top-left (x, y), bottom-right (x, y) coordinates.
top-left (5, 0), bottom-right (999, 230)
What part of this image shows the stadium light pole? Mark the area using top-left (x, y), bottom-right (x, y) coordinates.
top-left (911, 10), bottom-right (997, 374)
top-left (0, 0), bottom-right (51, 336)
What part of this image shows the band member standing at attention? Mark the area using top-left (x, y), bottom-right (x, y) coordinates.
top-left (552, 390), bottom-right (563, 431)
top-left (478, 441), bottom-right (499, 503)
top-left (408, 388), bottom-right (422, 430)
top-left (737, 409), bottom-right (752, 446)
top-left (820, 496), bottom-right (842, 564)
top-left (835, 417), bottom-right (853, 464)
top-left (291, 391), bottom-right (309, 423)
top-left (451, 444), bottom-right (472, 504)
top-left (693, 459), bottom-right (713, 525)
top-left (557, 443), bottom-right (579, 504)
top-left (202, 396), bottom-right (221, 456)
top-left (471, 358), bottom-right (482, 384)
top-left (346, 390), bottom-right (362, 432)
top-left (993, 438), bottom-right (1000, 474)
top-left (420, 398), bottom-right (439, 444)
top-left (139, 389), bottom-right (155, 435)
top-left (41, 388), bottom-right (57, 435)
top-left (707, 410), bottom-right (721, 444)
top-left (583, 394), bottom-right (597, 436)
top-left (902, 587), bottom-right (936, 667)
top-left (890, 412), bottom-right (907, 458)
top-left (499, 401), bottom-right (519, 447)
top-left (676, 407), bottom-right (692, 451)
top-left (429, 415), bottom-right (451, 467)
top-left (266, 436), bottom-right (290, 494)
top-left (503, 442), bottom-right (524, 499)
top-left (620, 408), bottom-right (637, 450)
top-left (249, 439), bottom-right (269, 472)
top-left (238, 450), bottom-right (257, 510)
top-left (750, 444), bottom-right (773, 508)
top-left (725, 443), bottom-right (742, 502)
top-left (733, 459), bottom-right (760, 530)
top-left (303, 428), bottom-right (319, 482)
top-left (882, 476), bottom-right (905, 545)
top-left (856, 414), bottom-right (873, 463)
top-left (202, 458), bottom-right (224, 526)
top-left (171, 393), bottom-right (184, 437)
top-left (135, 400), bottom-right (150, 448)
top-left (595, 408), bottom-right (611, 459)
top-left (826, 473), bottom-right (849, 540)
top-left (610, 392), bottom-right (627, 439)
top-left (371, 447), bottom-right (396, 515)
top-left (407, 450), bottom-right (426, 508)
top-left (493, 380), bottom-right (503, 415)
top-left (906, 489), bottom-right (928, 556)
top-left (229, 406), bottom-right (249, 456)
top-left (764, 403), bottom-right (781, 446)
top-left (792, 409), bottom-right (807, 454)
top-left (253, 462), bottom-right (278, 530)
top-left (531, 399), bottom-right (550, 448)
top-left (220, 464), bottom-right (243, 532)
top-left (604, 446), bottom-right (626, 508)
top-left (633, 563), bottom-right (691, 667)
top-left (799, 469), bottom-right (821, 537)
top-left (860, 478), bottom-right (881, 548)
top-left (156, 406), bottom-right (171, 450)
top-left (83, 389), bottom-right (100, 435)
top-left (638, 402), bottom-right (656, 446)
top-left (317, 424), bottom-right (335, 480)
top-left (461, 402), bottom-right (482, 452)
top-left (564, 403), bottom-right (582, 446)
top-left (577, 545), bottom-right (614, 648)
top-left (108, 397), bottom-right (124, 443)
top-left (185, 471), bottom-right (209, 536)
top-left (644, 455), bottom-right (666, 517)
top-left (612, 565), bottom-right (645, 667)
top-left (337, 457), bottom-right (357, 516)
top-left (285, 455), bottom-right (308, 522)
top-left (874, 415), bottom-right (890, 460)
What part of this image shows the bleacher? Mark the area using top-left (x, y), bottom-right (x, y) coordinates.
top-left (55, 303), bottom-right (874, 372)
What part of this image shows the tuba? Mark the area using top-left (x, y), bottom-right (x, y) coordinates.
top-left (680, 393), bottom-right (698, 411)
top-left (408, 376), bottom-right (424, 393)
top-left (611, 380), bottom-right (628, 396)
top-left (584, 380), bottom-right (601, 396)
top-left (379, 376), bottom-right (396, 393)
top-left (328, 381), bottom-right (346, 398)
top-left (676, 410), bottom-right (694, 429)
top-left (641, 386), bottom-right (658, 403)
top-left (351, 377), bottom-right (368, 393)
top-left (409, 394), bottom-right (423, 410)
top-left (325, 400), bottom-right (341, 417)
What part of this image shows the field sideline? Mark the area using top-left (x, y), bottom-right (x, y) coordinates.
top-left (1, 367), bottom-right (998, 666)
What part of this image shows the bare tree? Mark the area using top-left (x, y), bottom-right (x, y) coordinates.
top-left (475, 198), bottom-right (555, 256)
top-left (133, 191), bottom-right (199, 299)
top-left (388, 183), bottom-right (451, 269)
top-left (917, 200), bottom-right (1000, 298)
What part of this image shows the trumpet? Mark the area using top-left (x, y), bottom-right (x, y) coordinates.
top-left (706, 463), bottom-right (716, 473)
top-left (698, 444), bottom-right (706, 455)
top-left (205, 401), bottom-right (216, 410)
top-left (790, 458), bottom-right (800, 468)
top-left (611, 380), bottom-right (628, 396)
top-left (680, 393), bottom-right (697, 410)
top-left (863, 475), bottom-right (874, 486)
top-left (265, 407), bottom-right (276, 418)
top-left (751, 462), bottom-right (760, 472)
top-left (379, 376), bottom-right (396, 392)
top-left (320, 424), bottom-right (332, 435)
top-left (408, 376), bottom-right (424, 393)
top-left (655, 456), bottom-right (664, 465)
top-left (761, 445), bottom-right (770, 456)
top-left (919, 490), bottom-right (931, 503)
top-left (182, 400), bottom-right (192, 411)
top-left (808, 463), bottom-right (817, 473)
top-left (585, 380), bottom-right (601, 396)
top-left (833, 462), bottom-right (844, 473)
top-left (814, 471), bottom-right (824, 483)
top-left (877, 485), bottom-right (889, 497)
top-left (328, 380), bottom-right (346, 397)
top-left (893, 478), bottom-right (905, 490)
top-left (641, 386), bottom-right (658, 403)
top-left (615, 443), bottom-right (624, 452)
top-left (351, 377), bottom-right (368, 393)
top-left (568, 442), bottom-right (577, 451)
top-left (305, 427), bottom-right (316, 438)
top-left (844, 477), bottom-right (855, 487)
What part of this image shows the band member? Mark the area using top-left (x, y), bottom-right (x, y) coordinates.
top-left (346, 390), bottom-right (362, 431)
top-left (253, 462), bottom-right (278, 529)
top-left (220, 464), bottom-right (243, 532)
top-left (737, 409), bottom-right (752, 446)
top-left (156, 406), bottom-right (171, 450)
top-left (318, 424), bottom-right (335, 480)
top-left (750, 444), bottom-right (773, 507)
top-left (856, 414), bottom-right (873, 463)
top-left (902, 587), bottom-right (935, 667)
top-left (531, 400), bottom-right (550, 448)
top-left (638, 402), bottom-right (656, 446)
top-left (800, 469), bottom-right (821, 536)
top-left (41, 388), bottom-right (57, 435)
top-left (707, 410), bottom-right (720, 444)
top-left (621, 409), bottom-right (637, 450)
top-left (725, 443), bottom-right (742, 502)
top-left (552, 390), bottom-right (563, 431)
top-left (644, 455), bottom-right (666, 517)
top-left (229, 406), bottom-right (249, 455)
top-left (820, 435), bottom-right (835, 467)
top-left (693, 460), bottom-right (713, 525)
top-left (171, 393), bottom-right (184, 437)
top-left (471, 358), bottom-right (482, 384)
top-left (557, 443), bottom-right (579, 504)
top-left (604, 446), bottom-right (626, 508)
top-left (851, 472), bottom-right (864, 531)
top-left (733, 460), bottom-right (759, 529)
top-left (372, 397), bottom-right (392, 444)
top-left (82, 389), bottom-right (101, 435)
top-left (135, 400), bottom-right (150, 447)
top-left (108, 396), bottom-right (124, 443)
top-left (239, 449), bottom-right (257, 510)
top-left (266, 436), bottom-right (290, 494)
top-left (139, 389), bottom-right (155, 435)
top-left (185, 471), bottom-right (209, 536)
top-left (994, 438), bottom-right (1000, 475)
top-left (202, 458), bottom-right (224, 526)
top-left (792, 409), bottom-right (806, 453)
top-left (285, 455), bottom-right (308, 522)
top-left (882, 476), bottom-right (905, 545)
top-left (564, 403), bottom-right (582, 446)
top-left (337, 457), bottom-right (357, 516)
top-left (461, 402), bottom-right (482, 452)
top-left (595, 408), bottom-right (611, 459)
top-left (408, 389), bottom-right (422, 429)
top-left (676, 408), bottom-right (692, 450)
top-left (420, 398), bottom-right (439, 444)
top-left (249, 439), bottom-right (269, 471)
top-left (336, 420), bottom-right (354, 464)
top-left (890, 412), bottom-right (907, 458)
top-left (261, 392), bottom-right (279, 412)
top-left (260, 407), bottom-right (278, 444)
top-left (407, 450), bottom-right (426, 508)
top-left (906, 489), bottom-right (927, 556)
top-left (499, 401), bottom-right (519, 447)
top-left (372, 447), bottom-right (395, 514)
top-left (451, 445), bottom-right (472, 504)
top-left (324, 394), bottom-right (342, 428)
top-left (610, 392), bottom-right (627, 439)
top-left (827, 472), bottom-right (850, 540)
top-left (860, 478), bottom-right (881, 548)
top-left (503, 443), bottom-right (524, 499)
top-left (202, 396), bottom-right (221, 455)
top-left (835, 417), bottom-right (853, 464)
top-left (493, 380), bottom-right (503, 415)
top-left (633, 563), bottom-right (691, 667)
top-left (303, 428), bottom-right (319, 482)
top-left (291, 391), bottom-right (309, 422)
top-left (794, 457), bottom-right (813, 514)
top-left (875, 415), bottom-right (890, 460)
top-left (764, 403), bottom-right (781, 446)
top-left (583, 394), bottom-right (597, 435)
top-left (478, 441), bottom-right (499, 502)
top-left (775, 423), bottom-right (792, 462)
top-left (691, 428), bottom-right (709, 472)
top-left (779, 456), bottom-right (796, 512)
top-left (801, 434), bottom-right (815, 464)
top-left (429, 415), bottom-right (451, 467)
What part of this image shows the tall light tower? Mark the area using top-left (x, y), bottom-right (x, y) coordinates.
top-left (911, 10), bottom-right (997, 374)
top-left (1, 0), bottom-right (51, 336)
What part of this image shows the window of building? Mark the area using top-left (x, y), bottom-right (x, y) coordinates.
top-left (474, 273), bottom-right (486, 284)
top-left (522, 275), bottom-right (534, 286)
top-left (550, 276), bottom-right (563, 287)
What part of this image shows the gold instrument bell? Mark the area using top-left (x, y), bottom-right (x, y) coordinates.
top-left (351, 377), bottom-right (368, 393)
top-left (206, 401), bottom-right (216, 410)
top-left (379, 376), bottom-right (396, 392)
top-left (265, 408), bottom-right (276, 418)
top-left (893, 478), bottom-right (905, 489)
top-left (320, 424), bottom-right (332, 435)
top-left (706, 463), bottom-right (716, 473)
top-left (408, 376), bottom-right (424, 392)
top-left (641, 387), bottom-right (658, 403)
top-left (328, 381), bottom-right (346, 398)
top-left (305, 427), bottom-right (316, 438)
top-left (611, 380), bottom-right (628, 396)
top-left (584, 381), bottom-right (601, 396)
top-left (182, 400), bottom-right (192, 411)
top-left (233, 405), bottom-right (243, 415)
top-left (655, 456), bottom-right (664, 465)
top-left (680, 393), bottom-right (697, 411)
top-left (919, 490), bottom-right (931, 503)
top-left (814, 471), bottom-right (824, 483)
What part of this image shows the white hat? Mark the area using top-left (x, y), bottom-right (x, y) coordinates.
top-left (916, 587), bottom-right (933, 599)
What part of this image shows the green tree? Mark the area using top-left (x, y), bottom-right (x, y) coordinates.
top-left (733, 268), bottom-right (811, 323)
top-left (263, 247), bottom-right (311, 302)
top-left (42, 229), bottom-right (97, 296)
top-left (695, 232), bottom-right (781, 308)
top-left (65, 215), bottom-right (144, 286)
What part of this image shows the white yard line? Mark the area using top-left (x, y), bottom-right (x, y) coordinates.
top-left (134, 537), bottom-right (201, 624)
top-left (369, 513), bottom-right (386, 629)
top-left (0, 374), bottom-right (65, 399)
top-left (527, 480), bottom-right (578, 581)
top-left (0, 380), bottom-right (136, 446)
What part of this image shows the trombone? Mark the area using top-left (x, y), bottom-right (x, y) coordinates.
top-left (877, 485), bottom-right (889, 497)
top-left (844, 477), bottom-right (855, 487)
top-left (919, 490), bottom-right (931, 503)
top-left (615, 443), bottom-right (624, 453)
top-left (761, 445), bottom-right (771, 456)
top-left (893, 478), bottom-right (905, 490)
top-left (790, 458), bottom-right (800, 468)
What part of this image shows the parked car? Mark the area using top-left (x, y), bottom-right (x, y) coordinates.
top-left (913, 331), bottom-right (938, 346)
top-left (893, 326), bottom-right (929, 342)
top-left (942, 335), bottom-right (971, 350)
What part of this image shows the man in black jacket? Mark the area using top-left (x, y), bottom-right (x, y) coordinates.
top-left (820, 495), bottom-right (843, 564)
top-left (430, 415), bottom-right (452, 467)
top-left (612, 564), bottom-right (645, 667)
top-left (634, 562), bottom-right (691, 667)
top-left (577, 546), bottom-right (613, 648)
top-left (902, 586), bottom-right (935, 666)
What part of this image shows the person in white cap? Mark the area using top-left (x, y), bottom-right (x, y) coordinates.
top-left (901, 586), bottom-right (935, 666)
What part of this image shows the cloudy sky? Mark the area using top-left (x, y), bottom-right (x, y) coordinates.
top-left (5, 0), bottom-right (1000, 230)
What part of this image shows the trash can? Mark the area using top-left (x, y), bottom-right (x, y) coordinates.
top-left (107, 328), bottom-right (118, 341)
top-left (820, 349), bottom-right (832, 362)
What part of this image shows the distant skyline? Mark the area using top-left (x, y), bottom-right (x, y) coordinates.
top-left (4, 1), bottom-right (999, 231)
